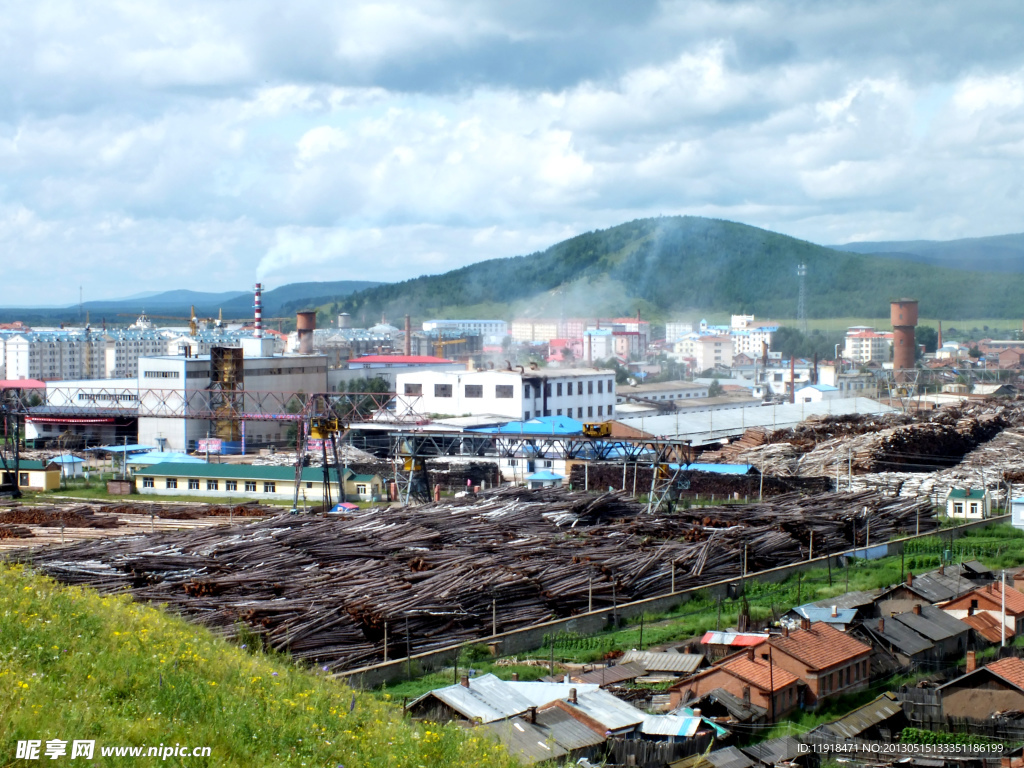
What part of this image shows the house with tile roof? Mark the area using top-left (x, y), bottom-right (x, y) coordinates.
top-left (755, 621), bottom-right (872, 709)
top-left (667, 648), bottom-right (800, 718)
top-left (943, 581), bottom-right (1024, 637)
top-left (956, 610), bottom-right (1015, 647)
top-left (938, 655), bottom-right (1024, 718)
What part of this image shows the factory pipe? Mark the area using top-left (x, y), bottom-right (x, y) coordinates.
top-left (296, 311), bottom-right (316, 355)
top-left (404, 315), bottom-right (411, 357)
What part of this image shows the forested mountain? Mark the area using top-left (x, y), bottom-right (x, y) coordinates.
top-left (832, 232), bottom-right (1024, 273)
top-left (334, 217), bottom-right (1024, 322)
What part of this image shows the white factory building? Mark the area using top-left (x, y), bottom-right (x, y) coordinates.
top-left (395, 367), bottom-right (617, 421)
top-left (137, 340), bottom-right (328, 452)
top-left (422, 319), bottom-right (508, 341)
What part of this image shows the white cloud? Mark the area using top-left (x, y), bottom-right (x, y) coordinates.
top-left (2, 0), bottom-right (1024, 304)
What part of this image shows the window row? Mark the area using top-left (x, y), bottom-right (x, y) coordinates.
top-left (144, 477), bottom-right (278, 493)
top-left (524, 405), bottom-right (612, 419)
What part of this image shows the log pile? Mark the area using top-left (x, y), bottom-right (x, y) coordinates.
top-left (566, 463), bottom-right (831, 497)
top-left (0, 507), bottom-right (124, 529)
top-left (24, 487), bottom-right (934, 673)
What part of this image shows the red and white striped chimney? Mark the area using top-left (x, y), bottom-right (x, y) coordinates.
top-left (253, 282), bottom-right (263, 338)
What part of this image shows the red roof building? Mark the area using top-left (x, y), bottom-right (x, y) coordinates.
top-left (669, 649), bottom-right (800, 718)
top-left (756, 621), bottom-right (872, 710)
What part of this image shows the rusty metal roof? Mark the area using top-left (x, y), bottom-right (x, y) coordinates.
top-left (959, 610), bottom-right (1014, 643)
top-left (821, 692), bottom-right (903, 739)
top-left (621, 651), bottom-right (706, 674)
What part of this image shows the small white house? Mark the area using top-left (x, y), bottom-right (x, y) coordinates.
top-left (946, 487), bottom-right (990, 519)
top-left (1012, 498), bottom-right (1024, 531)
top-left (794, 384), bottom-right (840, 403)
top-left (47, 454), bottom-right (85, 478)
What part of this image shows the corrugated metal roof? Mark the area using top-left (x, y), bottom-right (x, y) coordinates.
top-left (810, 590), bottom-right (879, 611)
top-left (822, 692), bottom-right (903, 739)
top-left (870, 619), bottom-right (934, 656)
top-left (640, 714), bottom-right (702, 737)
top-left (788, 605), bottom-right (858, 625)
top-left (707, 746), bottom-right (757, 768)
top-left (621, 651), bottom-right (706, 674)
top-left (617, 398), bottom-right (895, 445)
top-left (469, 415), bottom-right (583, 436)
top-left (701, 631), bottom-right (768, 646)
top-left (669, 463), bottom-right (755, 475)
top-left (479, 718), bottom-right (568, 764)
top-left (892, 605), bottom-right (969, 643)
top-left (959, 610), bottom-right (1014, 643)
top-left (534, 706), bottom-right (606, 750)
top-left (407, 674), bottom-right (613, 726)
top-left (742, 735), bottom-right (804, 765)
top-left (570, 689), bottom-right (645, 732)
top-left (572, 661), bottom-right (647, 686)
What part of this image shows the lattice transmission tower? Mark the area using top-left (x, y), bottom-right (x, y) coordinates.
top-left (796, 264), bottom-right (807, 333)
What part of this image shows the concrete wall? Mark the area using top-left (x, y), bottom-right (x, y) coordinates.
top-left (339, 514), bottom-right (1011, 689)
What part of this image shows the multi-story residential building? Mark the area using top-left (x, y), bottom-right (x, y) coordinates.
top-left (664, 321), bottom-right (694, 342)
top-left (843, 327), bottom-right (893, 364)
top-left (395, 367), bottom-right (616, 421)
top-left (422, 319), bottom-right (508, 340)
top-left (510, 320), bottom-right (561, 343)
top-left (673, 334), bottom-right (732, 371)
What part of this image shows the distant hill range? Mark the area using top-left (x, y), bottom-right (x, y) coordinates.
top-left (330, 217), bottom-right (1024, 322)
top-left (831, 233), bottom-right (1024, 274)
top-left (0, 281), bottom-right (382, 325)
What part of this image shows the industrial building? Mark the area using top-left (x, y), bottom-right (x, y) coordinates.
top-left (396, 366), bottom-right (617, 421)
top-left (134, 462), bottom-right (383, 502)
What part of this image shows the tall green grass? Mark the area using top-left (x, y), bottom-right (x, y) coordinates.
top-left (0, 564), bottom-right (518, 768)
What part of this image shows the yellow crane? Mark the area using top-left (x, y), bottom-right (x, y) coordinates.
top-left (433, 338), bottom-right (465, 358)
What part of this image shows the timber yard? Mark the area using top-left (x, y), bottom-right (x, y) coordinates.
top-left (5, 294), bottom-right (1024, 767)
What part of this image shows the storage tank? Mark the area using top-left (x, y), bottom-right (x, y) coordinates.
top-left (891, 299), bottom-right (918, 373)
top-left (296, 311), bottom-right (316, 355)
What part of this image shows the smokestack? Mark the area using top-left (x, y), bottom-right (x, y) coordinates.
top-left (253, 283), bottom-right (263, 338)
top-left (568, 688), bottom-right (577, 705)
top-left (938, 320), bottom-right (943, 350)
top-left (404, 315), bottom-right (411, 357)
top-left (966, 650), bottom-right (977, 672)
top-left (296, 311), bottom-right (316, 355)
top-left (813, 353), bottom-right (818, 385)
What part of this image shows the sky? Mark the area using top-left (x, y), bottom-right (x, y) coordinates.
top-left (2, 0), bottom-right (1023, 304)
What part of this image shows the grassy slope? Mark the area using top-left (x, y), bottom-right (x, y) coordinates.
top-left (0, 564), bottom-right (517, 768)
top-left (331, 217), bottom-right (1024, 323)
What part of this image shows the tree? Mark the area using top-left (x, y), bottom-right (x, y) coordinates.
top-left (969, 346), bottom-right (982, 359)
top-left (916, 326), bottom-right (938, 354)
top-left (707, 379), bottom-right (724, 397)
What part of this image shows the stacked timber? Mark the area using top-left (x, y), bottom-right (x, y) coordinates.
top-left (24, 487), bottom-right (934, 673)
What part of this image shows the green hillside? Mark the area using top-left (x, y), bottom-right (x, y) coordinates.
top-left (0, 563), bottom-right (514, 768)
top-left (335, 217), bottom-right (1024, 322)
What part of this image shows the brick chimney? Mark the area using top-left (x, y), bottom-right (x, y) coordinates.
top-left (906, 572), bottom-right (913, 587)
top-left (988, 582), bottom-right (994, 594)
top-left (801, 618), bottom-right (811, 631)
top-left (511, 672), bottom-right (519, 681)
top-left (966, 651), bottom-right (977, 673)
top-left (568, 688), bottom-right (578, 705)
top-left (747, 648), bottom-right (755, 661)
top-left (878, 618), bottom-right (885, 633)
top-left (913, 604), bottom-right (922, 615)
top-left (938, 564), bottom-right (945, 576)
top-left (527, 706), bottom-right (537, 724)
top-left (460, 675), bottom-right (470, 688)
top-left (742, 686), bottom-right (751, 705)
top-left (783, 626), bottom-right (789, 638)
